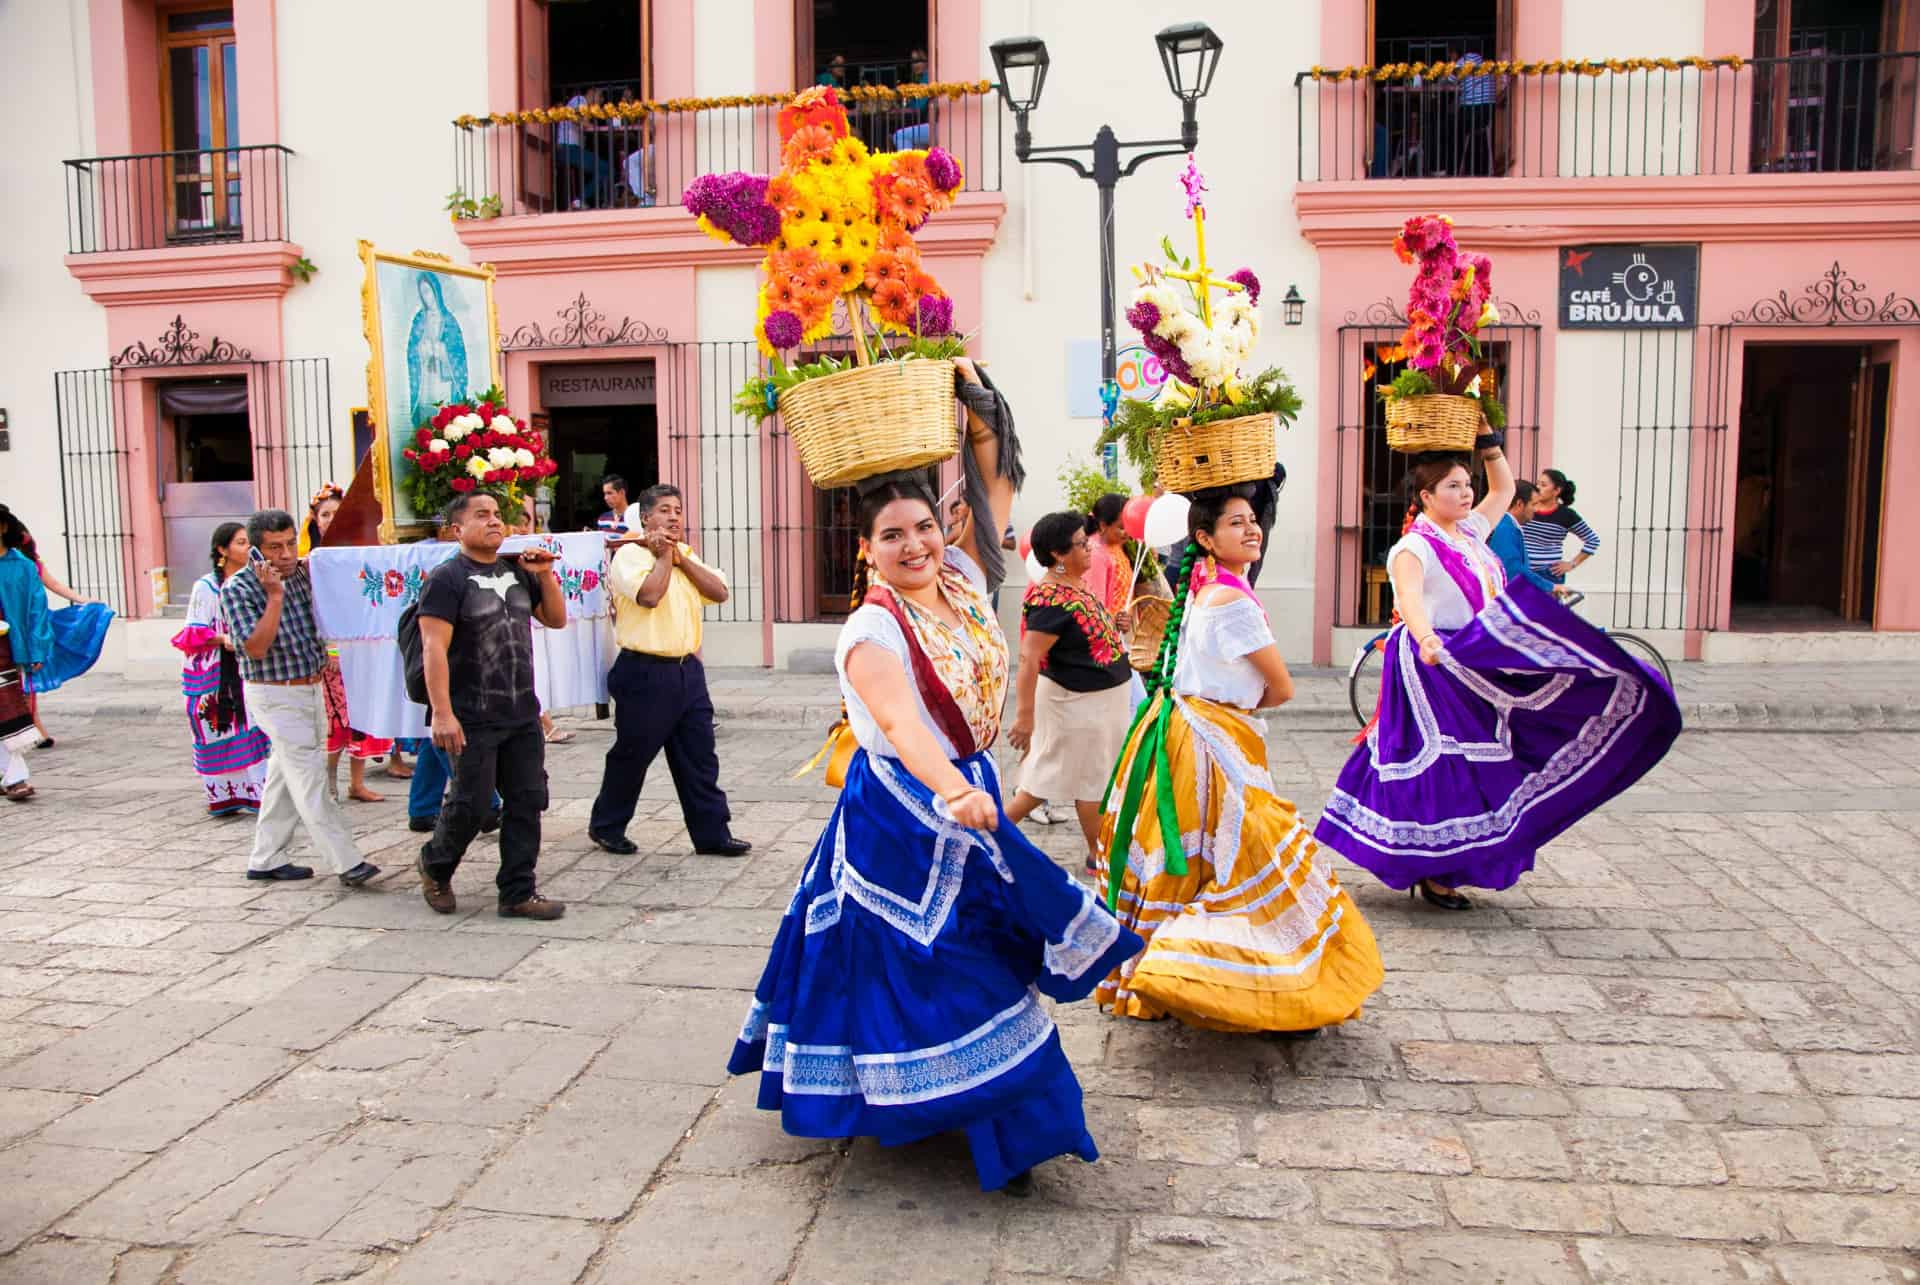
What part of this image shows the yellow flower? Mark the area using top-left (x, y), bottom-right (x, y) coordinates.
top-left (466, 455), bottom-right (491, 481)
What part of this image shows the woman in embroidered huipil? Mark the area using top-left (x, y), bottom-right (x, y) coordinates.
top-left (1094, 488), bottom-right (1384, 1033)
top-left (729, 361), bottom-right (1141, 1197)
top-left (303, 484), bottom-right (395, 801)
top-left (1006, 511), bottom-right (1135, 873)
top-left (170, 523), bottom-right (270, 817)
top-left (1314, 447), bottom-right (1680, 909)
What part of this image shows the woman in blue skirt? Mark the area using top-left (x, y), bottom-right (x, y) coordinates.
top-left (728, 361), bottom-right (1141, 1194)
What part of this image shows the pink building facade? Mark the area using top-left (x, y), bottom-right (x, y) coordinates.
top-left (1300, 0), bottom-right (1920, 662)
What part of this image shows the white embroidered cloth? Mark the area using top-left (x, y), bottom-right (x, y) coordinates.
top-left (309, 533), bottom-right (614, 737)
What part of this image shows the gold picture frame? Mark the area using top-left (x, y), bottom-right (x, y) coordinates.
top-left (357, 241), bottom-right (502, 542)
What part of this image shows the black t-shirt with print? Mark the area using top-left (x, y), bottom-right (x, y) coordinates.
top-left (417, 552), bottom-right (541, 727)
top-left (1023, 583), bottom-right (1131, 694)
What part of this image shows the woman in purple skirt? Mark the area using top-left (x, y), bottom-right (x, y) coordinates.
top-left (1315, 435), bottom-right (1680, 910)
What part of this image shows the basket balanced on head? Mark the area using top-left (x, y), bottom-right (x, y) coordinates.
top-left (688, 85), bottom-right (972, 489)
top-left (1097, 156), bottom-right (1301, 496)
top-left (1372, 214), bottom-right (1505, 454)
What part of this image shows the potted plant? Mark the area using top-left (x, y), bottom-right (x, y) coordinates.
top-left (686, 85), bottom-right (971, 489)
top-left (1375, 214), bottom-right (1505, 453)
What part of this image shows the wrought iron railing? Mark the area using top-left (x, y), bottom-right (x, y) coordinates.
top-left (1296, 50), bottom-right (1919, 181)
top-left (62, 144), bottom-right (294, 254)
top-left (451, 88), bottom-right (1002, 217)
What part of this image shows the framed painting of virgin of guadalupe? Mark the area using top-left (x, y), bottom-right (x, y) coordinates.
top-left (357, 242), bottom-right (502, 540)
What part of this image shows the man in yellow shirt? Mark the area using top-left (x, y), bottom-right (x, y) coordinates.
top-left (587, 485), bottom-right (750, 859)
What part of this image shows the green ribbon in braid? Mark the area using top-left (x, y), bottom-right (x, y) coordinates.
top-left (1101, 539), bottom-right (1199, 910)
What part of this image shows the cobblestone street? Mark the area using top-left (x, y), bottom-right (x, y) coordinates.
top-left (1, 670), bottom-right (1917, 1283)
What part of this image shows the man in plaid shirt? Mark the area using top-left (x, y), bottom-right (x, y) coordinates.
top-left (221, 509), bottom-right (379, 887)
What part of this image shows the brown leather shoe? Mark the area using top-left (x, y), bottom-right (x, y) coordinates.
top-left (416, 847), bottom-right (456, 915)
top-left (498, 895), bottom-right (566, 921)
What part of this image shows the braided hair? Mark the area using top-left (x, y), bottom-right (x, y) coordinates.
top-left (1139, 486), bottom-right (1250, 700)
top-left (208, 521), bottom-right (245, 584)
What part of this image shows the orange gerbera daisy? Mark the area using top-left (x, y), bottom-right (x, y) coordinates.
top-left (800, 255), bottom-right (837, 299)
top-left (871, 277), bottom-right (915, 325)
top-left (766, 277), bottom-right (805, 313)
top-left (908, 267), bottom-right (941, 297)
top-left (877, 224), bottom-right (919, 257)
top-left (777, 86), bottom-right (849, 143)
top-left (863, 250), bottom-right (909, 291)
top-left (889, 153), bottom-right (931, 188)
top-left (874, 174), bottom-right (933, 227)
top-left (783, 125), bottom-right (837, 169)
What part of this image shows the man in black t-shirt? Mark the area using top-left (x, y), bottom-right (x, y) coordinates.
top-left (416, 493), bottom-right (570, 919)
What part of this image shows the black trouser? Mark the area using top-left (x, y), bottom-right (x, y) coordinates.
top-left (424, 719), bottom-right (546, 906)
top-left (588, 650), bottom-right (732, 847)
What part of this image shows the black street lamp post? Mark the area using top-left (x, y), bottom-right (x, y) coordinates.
top-left (990, 23), bottom-right (1224, 391)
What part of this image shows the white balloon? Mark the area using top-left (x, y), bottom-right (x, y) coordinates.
top-left (1142, 493), bottom-right (1192, 550)
top-left (1025, 550), bottom-right (1046, 582)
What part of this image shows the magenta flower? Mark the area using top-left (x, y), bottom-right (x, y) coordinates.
top-left (686, 172), bottom-right (782, 246)
top-left (914, 294), bottom-right (954, 336)
top-left (1227, 268), bottom-right (1261, 306)
top-left (925, 147), bottom-right (962, 193)
top-left (763, 309), bottom-right (804, 350)
top-left (1179, 154), bottom-right (1208, 219)
top-left (1142, 330), bottom-right (1194, 385)
top-left (1125, 299), bottom-right (1162, 337)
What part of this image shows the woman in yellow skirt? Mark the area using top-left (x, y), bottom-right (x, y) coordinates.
top-left (1095, 486), bottom-right (1384, 1033)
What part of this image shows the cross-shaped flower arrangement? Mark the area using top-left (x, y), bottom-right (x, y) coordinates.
top-left (1099, 157), bottom-right (1300, 488)
top-left (686, 86), bottom-right (965, 369)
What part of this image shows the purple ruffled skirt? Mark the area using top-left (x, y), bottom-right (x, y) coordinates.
top-left (1315, 579), bottom-right (1681, 892)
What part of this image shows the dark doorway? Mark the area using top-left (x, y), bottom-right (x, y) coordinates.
top-left (1369, 0), bottom-right (1505, 178)
top-left (545, 403), bottom-right (658, 533)
top-left (803, 0), bottom-right (928, 88)
top-left (1751, 0), bottom-right (1892, 171)
top-left (1732, 343), bottom-right (1887, 627)
top-left (549, 0), bottom-right (646, 103)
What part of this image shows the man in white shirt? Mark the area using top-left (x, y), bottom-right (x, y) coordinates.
top-left (599, 474), bottom-right (641, 534)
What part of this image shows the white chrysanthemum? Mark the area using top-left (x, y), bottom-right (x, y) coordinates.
top-left (428, 438), bottom-right (449, 454)
top-left (442, 423), bottom-right (466, 442)
top-left (1136, 283), bottom-right (1180, 319)
top-left (490, 414), bottom-right (517, 435)
top-left (487, 446), bottom-right (515, 467)
top-left (1161, 310), bottom-right (1201, 346)
top-left (514, 448), bottom-right (536, 468)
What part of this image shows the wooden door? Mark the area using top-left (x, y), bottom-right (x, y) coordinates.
top-left (518, 0), bottom-right (553, 211)
top-left (1876, 0), bottom-right (1917, 169)
top-left (159, 7), bottom-right (239, 239)
top-left (1840, 352), bottom-right (1891, 623)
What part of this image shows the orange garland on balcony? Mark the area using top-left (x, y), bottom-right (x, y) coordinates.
top-left (454, 80), bottom-right (997, 130)
top-left (1307, 56), bottom-right (1746, 82)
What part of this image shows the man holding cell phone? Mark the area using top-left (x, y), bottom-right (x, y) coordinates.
top-left (221, 509), bottom-right (380, 887)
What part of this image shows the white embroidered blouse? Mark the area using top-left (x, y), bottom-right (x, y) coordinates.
top-left (1172, 595), bottom-right (1276, 711)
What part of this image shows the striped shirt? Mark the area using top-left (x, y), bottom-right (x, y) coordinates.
top-left (1457, 53), bottom-right (1496, 106)
top-left (220, 562), bottom-right (328, 684)
top-left (1521, 505), bottom-right (1601, 577)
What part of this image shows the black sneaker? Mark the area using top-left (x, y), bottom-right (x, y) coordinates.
top-left (408, 815), bottom-right (439, 833)
top-left (338, 861), bottom-right (381, 888)
top-left (479, 811), bottom-right (502, 834)
top-left (246, 863), bottom-right (314, 882)
top-left (589, 831), bottom-right (638, 855)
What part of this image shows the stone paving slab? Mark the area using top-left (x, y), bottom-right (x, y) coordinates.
top-left (2, 704), bottom-right (1919, 1281)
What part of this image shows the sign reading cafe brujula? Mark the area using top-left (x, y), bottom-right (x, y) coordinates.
top-left (1558, 244), bottom-right (1699, 329)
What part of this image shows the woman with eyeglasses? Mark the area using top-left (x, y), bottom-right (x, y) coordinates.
top-left (1005, 511), bottom-right (1136, 873)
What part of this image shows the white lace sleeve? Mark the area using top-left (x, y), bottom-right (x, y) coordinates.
top-left (835, 604), bottom-right (908, 675)
top-left (1209, 598), bottom-right (1275, 660)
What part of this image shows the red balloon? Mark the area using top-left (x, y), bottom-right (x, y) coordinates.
top-left (1017, 531), bottom-right (1032, 559)
top-left (1121, 495), bottom-right (1152, 541)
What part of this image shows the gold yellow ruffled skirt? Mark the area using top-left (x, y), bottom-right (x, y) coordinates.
top-left (1095, 693), bottom-right (1385, 1033)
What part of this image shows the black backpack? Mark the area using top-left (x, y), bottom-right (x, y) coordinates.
top-left (397, 602), bottom-right (428, 706)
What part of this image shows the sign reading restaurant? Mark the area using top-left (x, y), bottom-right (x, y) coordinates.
top-left (539, 361), bottom-right (657, 406)
top-left (1558, 245), bottom-right (1699, 329)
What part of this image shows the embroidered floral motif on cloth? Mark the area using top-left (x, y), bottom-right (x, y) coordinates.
top-left (1021, 580), bottom-right (1124, 668)
top-left (1314, 574), bottom-right (1682, 892)
top-left (870, 559), bottom-right (1008, 752)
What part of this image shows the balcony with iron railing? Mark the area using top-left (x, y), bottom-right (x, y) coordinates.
top-left (449, 85), bottom-right (1003, 219)
top-left (1296, 50), bottom-right (1919, 182)
top-left (62, 144), bottom-right (294, 254)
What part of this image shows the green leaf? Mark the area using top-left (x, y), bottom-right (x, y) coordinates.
top-left (1161, 235), bottom-right (1179, 263)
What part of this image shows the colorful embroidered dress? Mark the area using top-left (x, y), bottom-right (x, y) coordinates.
top-left (170, 572), bottom-right (269, 816)
top-left (1095, 563), bottom-right (1384, 1032)
top-left (729, 547), bottom-right (1142, 1191)
top-left (1314, 514), bottom-right (1681, 891)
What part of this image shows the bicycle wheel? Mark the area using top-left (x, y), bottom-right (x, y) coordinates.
top-left (1348, 634), bottom-right (1389, 727)
top-left (1607, 631), bottom-right (1672, 687)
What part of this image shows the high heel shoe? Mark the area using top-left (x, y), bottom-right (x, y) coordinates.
top-left (1411, 880), bottom-right (1473, 911)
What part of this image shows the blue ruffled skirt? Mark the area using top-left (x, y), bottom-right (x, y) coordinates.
top-left (727, 747), bottom-right (1142, 1191)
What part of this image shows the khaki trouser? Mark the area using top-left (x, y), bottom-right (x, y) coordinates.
top-left (244, 680), bottom-right (364, 876)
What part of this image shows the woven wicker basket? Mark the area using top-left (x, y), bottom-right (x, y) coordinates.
top-left (778, 358), bottom-right (957, 489)
top-left (1153, 412), bottom-right (1279, 493)
top-left (1384, 393), bottom-right (1481, 454)
top-left (1128, 596), bottom-right (1172, 672)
